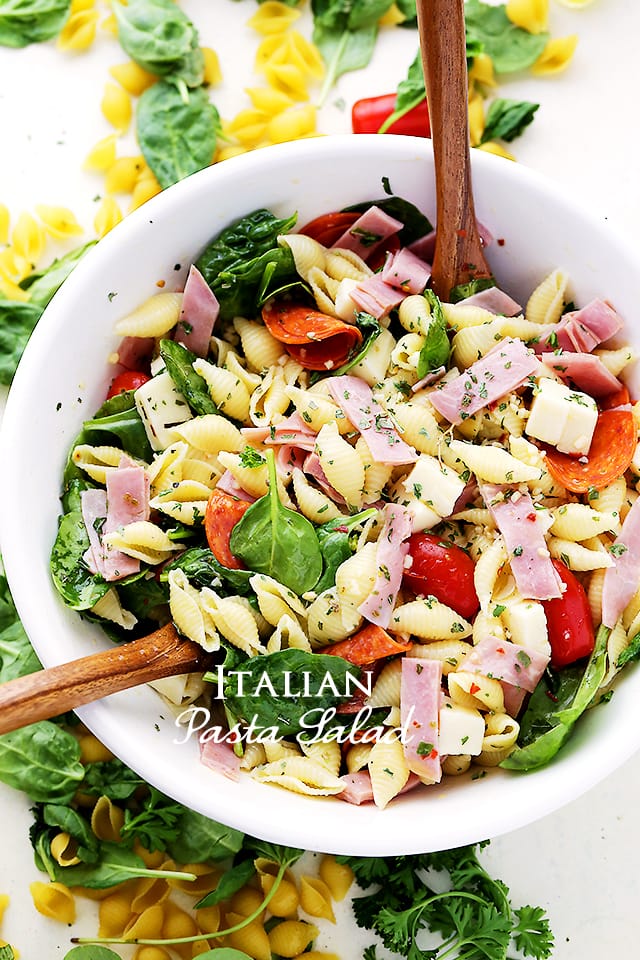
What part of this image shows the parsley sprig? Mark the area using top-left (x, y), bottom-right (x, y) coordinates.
top-left (338, 843), bottom-right (553, 960)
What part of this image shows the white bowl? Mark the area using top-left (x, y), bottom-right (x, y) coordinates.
top-left (1, 135), bottom-right (638, 855)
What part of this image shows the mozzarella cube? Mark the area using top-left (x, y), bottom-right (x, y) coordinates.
top-left (401, 454), bottom-right (465, 519)
top-left (439, 698), bottom-right (485, 756)
top-left (351, 327), bottom-right (396, 386)
top-left (134, 371), bottom-right (192, 451)
top-left (500, 598), bottom-right (551, 658)
top-left (525, 377), bottom-right (597, 455)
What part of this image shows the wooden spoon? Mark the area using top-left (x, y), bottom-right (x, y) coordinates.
top-left (416, 0), bottom-right (493, 300)
top-left (0, 623), bottom-right (212, 736)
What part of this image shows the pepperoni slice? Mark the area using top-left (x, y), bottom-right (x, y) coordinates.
top-left (204, 488), bottom-right (251, 569)
top-left (543, 409), bottom-right (637, 493)
top-left (262, 298), bottom-right (362, 371)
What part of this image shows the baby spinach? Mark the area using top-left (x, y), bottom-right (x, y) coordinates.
top-left (464, 0), bottom-right (549, 74)
top-left (162, 546), bottom-right (253, 595)
top-left (314, 508), bottom-right (377, 594)
top-left (81, 759), bottom-right (144, 800)
top-left (37, 837), bottom-right (180, 888)
top-left (449, 276), bottom-right (496, 303)
top-left (312, 0), bottom-right (395, 104)
top-left (344, 193), bottom-right (433, 246)
top-left (0, 720), bottom-right (84, 803)
top-left (42, 802), bottom-right (100, 862)
top-left (378, 49), bottom-right (425, 134)
top-left (195, 859), bottom-right (256, 908)
top-left (324, 312), bottom-right (381, 380)
top-left (417, 290), bottom-right (450, 378)
top-left (0, 0), bottom-right (71, 48)
top-left (112, 0), bottom-right (204, 88)
top-left (0, 572), bottom-right (41, 682)
top-left (159, 339), bottom-right (219, 415)
top-left (137, 81), bottom-right (220, 189)
top-left (229, 450), bottom-right (322, 594)
top-left (517, 665), bottom-right (583, 748)
top-left (116, 573), bottom-right (168, 623)
top-left (50, 510), bottom-right (111, 610)
top-left (481, 98), bottom-right (540, 144)
top-left (196, 208), bottom-right (297, 286)
top-left (119, 785), bottom-right (184, 852)
top-left (0, 300), bottom-right (43, 384)
top-left (169, 806), bottom-right (245, 864)
top-left (220, 648), bottom-right (360, 737)
top-left (22, 240), bottom-right (96, 307)
top-left (63, 948), bottom-right (123, 960)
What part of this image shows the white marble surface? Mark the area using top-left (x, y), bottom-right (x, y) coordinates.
top-left (1, 0), bottom-right (640, 955)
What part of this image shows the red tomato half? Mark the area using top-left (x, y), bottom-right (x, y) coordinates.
top-left (352, 94), bottom-right (431, 137)
top-left (106, 370), bottom-right (151, 399)
top-left (298, 211), bottom-right (360, 248)
top-left (541, 560), bottom-right (595, 669)
top-left (403, 533), bottom-right (479, 621)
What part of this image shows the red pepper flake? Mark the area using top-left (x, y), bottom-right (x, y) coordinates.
top-left (497, 238), bottom-right (505, 246)
top-left (496, 647), bottom-right (505, 655)
top-left (156, 279), bottom-right (166, 288)
top-left (545, 690), bottom-right (559, 703)
top-left (469, 682), bottom-right (481, 695)
top-left (526, 512), bottom-right (537, 522)
top-left (457, 229), bottom-right (467, 238)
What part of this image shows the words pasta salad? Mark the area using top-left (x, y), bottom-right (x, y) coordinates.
top-left (51, 193), bottom-right (640, 809)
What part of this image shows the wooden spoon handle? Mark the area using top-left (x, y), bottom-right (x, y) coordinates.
top-left (417, 0), bottom-right (492, 299)
top-left (0, 624), bottom-right (209, 736)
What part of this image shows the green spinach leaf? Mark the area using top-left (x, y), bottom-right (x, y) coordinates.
top-left (314, 508), bottom-right (377, 594)
top-left (116, 574), bottom-right (168, 622)
top-left (416, 290), bottom-right (450, 378)
top-left (195, 859), bottom-right (256, 909)
top-left (196, 208), bottom-right (297, 284)
top-left (230, 450), bottom-right (322, 594)
top-left (23, 241), bottom-right (96, 307)
top-left (81, 759), bottom-right (144, 800)
top-left (42, 802), bottom-right (100, 862)
top-left (464, 0), bottom-right (548, 74)
top-left (50, 510), bottom-right (110, 610)
top-left (343, 194), bottom-right (432, 245)
top-left (63, 947), bottom-right (123, 960)
top-left (168, 807), bottom-right (245, 863)
top-left (112, 0), bottom-right (204, 87)
top-left (162, 546), bottom-right (253, 595)
top-left (378, 50), bottom-right (425, 134)
top-left (159, 339), bottom-right (219, 415)
top-left (0, 300), bottom-right (43, 384)
top-left (0, 0), bottom-right (70, 48)
top-left (517, 665), bottom-right (583, 747)
top-left (481, 97), bottom-right (540, 144)
top-left (0, 721), bottom-right (84, 803)
top-left (119, 785), bottom-right (183, 851)
top-left (137, 81), bottom-right (219, 189)
top-left (219, 648), bottom-right (360, 737)
top-left (37, 839), bottom-right (173, 888)
top-left (0, 571), bottom-right (41, 682)
top-left (449, 276), bottom-right (496, 303)
top-left (326, 312), bottom-right (381, 379)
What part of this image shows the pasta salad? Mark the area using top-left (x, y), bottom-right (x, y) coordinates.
top-left (51, 194), bottom-right (640, 809)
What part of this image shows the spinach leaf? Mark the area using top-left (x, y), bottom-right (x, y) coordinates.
top-left (23, 241), bottom-right (96, 307)
top-left (343, 194), bottom-right (433, 245)
top-left (191, 952), bottom-right (253, 960)
top-left (220, 648), bottom-right (360, 737)
top-left (42, 802), bottom-right (100, 861)
top-left (196, 209), bottom-right (297, 285)
top-left (159, 339), bottom-right (219, 415)
top-left (481, 98), bottom-right (540, 144)
top-left (0, 571), bottom-right (41, 682)
top-left (37, 838), bottom-right (171, 888)
top-left (314, 508), bottom-right (377, 594)
top-left (449, 276), bottom-right (496, 303)
top-left (81, 759), bottom-right (144, 800)
top-left (63, 948), bottom-right (123, 960)
top-left (0, 300), bottom-right (43, 384)
top-left (311, 0), bottom-right (394, 104)
top-left (137, 81), bottom-right (219, 189)
top-left (0, 721), bottom-right (84, 803)
top-left (464, 0), bottom-right (548, 74)
top-left (168, 807), bottom-right (244, 863)
top-left (0, 0), bottom-right (70, 48)
top-left (119, 785), bottom-right (184, 852)
top-left (416, 290), bottom-right (450, 378)
top-left (229, 450), bottom-right (322, 594)
top-left (112, 0), bottom-right (204, 88)
top-left (617, 628), bottom-right (640, 668)
top-left (116, 574), bottom-right (168, 622)
top-left (517, 665), bottom-right (583, 747)
top-left (213, 246), bottom-right (297, 323)
top-left (327, 312), bottom-right (381, 378)
top-left (162, 546), bottom-right (253, 595)
top-left (378, 50), bottom-right (425, 134)
top-left (61, 476), bottom-right (94, 514)
top-left (50, 510), bottom-right (110, 610)
top-left (195, 858), bottom-right (256, 908)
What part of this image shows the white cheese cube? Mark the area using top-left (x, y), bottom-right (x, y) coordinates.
top-left (351, 327), bottom-right (396, 386)
top-left (401, 454), bottom-right (465, 519)
top-left (134, 371), bottom-right (192, 451)
top-left (438, 697), bottom-right (485, 756)
top-left (500, 598), bottom-right (551, 658)
top-left (525, 377), bottom-right (597, 455)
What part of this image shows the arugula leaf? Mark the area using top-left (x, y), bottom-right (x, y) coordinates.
top-left (312, 0), bottom-right (394, 104)
top-left (159, 339), bottom-right (219, 415)
top-left (168, 807), bottom-right (244, 863)
top-left (378, 50), bottom-right (425, 134)
top-left (416, 290), bottom-right (450, 378)
top-left (230, 449), bottom-right (322, 594)
top-left (137, 80), bottom-right (220, 189)
top-left (195, 858), bottom-right (256, 909)
top-left (112, 0), bottom-right (204, 88)
top-left (481, 98), bottom-right (540, 144)
top-left (119, 785), bottom-right (184, 852)
top-left (0, 0), bottom-right (71, 48)
top-left (0, 721), bottom-right (85, 803)
top-left (0, 300), bottom-right (43, 385)
top-left (464, 0), bottom-right (549, 74)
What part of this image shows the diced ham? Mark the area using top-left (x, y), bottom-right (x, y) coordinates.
top-left (105, 462), bottom-right (150, 529)
top-left (327, 375), bottom-right (418, 465)
top-left (408, 230), bottom-right (436, 263)
top-left (275, 444), bottom-right (307, 480)
top-left (429, 338), bottom-right (540, 425)
top-left (175, 265), bottom-right (219, 357)
top-left (215, 470), bottom-right (256, 502)
top-left (602, 498), bottom-right (640, 628)
top-left (358, 504), bottom-right (413, 628)
top-left (380, 248), bottom-right (431, 295)
top-left (552, 298), bottom-right (624, 354)
top-left (410, 366), bottom-right (447, 392)
top-left (477, 220), bottom-right (494, 248)
top-left (480, 483), bottom-right (564, 601)
top-left (113, 335), bottom-right (154, 371)
top-left (303, 452), bottom-right (347, 505)
top-left (349, 274), bottom-right (406, 320)
top-left (464, 636), bottom-right (549, 693)
top-left (337, 770), bottom-right (422, 805)
top-left (457, 286), bottom-right (522, 317)
top-left (241, 412), bottom-right (318, 451)
top-left (331, 205), bottom-right (403, 262)
top-left (400, 658), bottom-right (442, 783)
top-left (540, 351), bottom-right (622, 398)
top-left (199, 736), bottom-right (241, 781)
top-left (501, 682), bottom-right (528, 718)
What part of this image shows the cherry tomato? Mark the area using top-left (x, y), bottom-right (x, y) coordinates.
top-left (352, 94), bottom-right (431, 137)
top-left (298, 211), bottom-right (360, 247)
top-left (106, 370), bottom-right (151, 399)
top-left (403, 533), bottom-right (479, 620)
top-left (204, 488), bottom-right (251, 570)
top-left (540, 559), bottom-right (595, 669)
